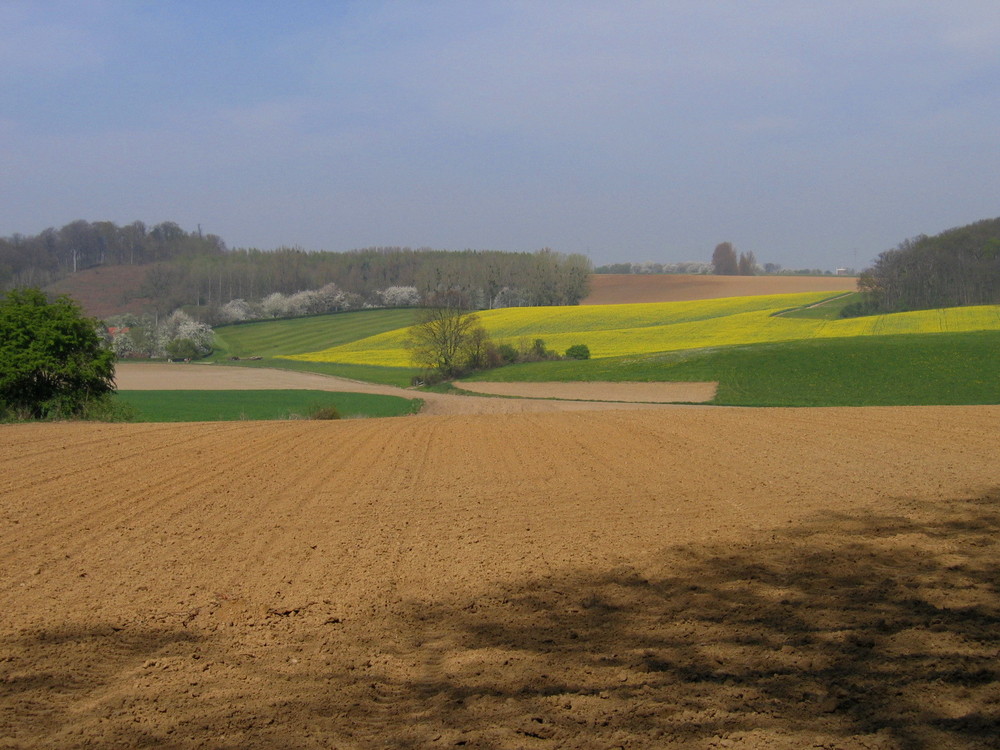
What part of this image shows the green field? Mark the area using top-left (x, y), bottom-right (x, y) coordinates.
top-left (463, 330), bottom-right (1000, 406)
top-left (203, 294), bottom-right (1000, 406)
top-left (210, 308), bottom-right (421, 385)
top-left (212, 308), bottom-right (419, 358)
top-left (116, 390), bottom-right (422, 422)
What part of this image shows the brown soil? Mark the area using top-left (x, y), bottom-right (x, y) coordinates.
top-left (113, 364), bottom-right (706, 416)
top-left (454, 380), bottom-right (717, 403)
top-left (2, 406), bottom-right (998, 748)
top-left (583, 274), bottom-right (857, 305)
top-left (44, 265), bottom-right (153, 319)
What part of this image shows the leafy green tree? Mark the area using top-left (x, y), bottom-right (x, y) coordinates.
top-left (0, 289), bottom-right (115, 419)
top-left (565, 344), bottom-right (590, 360)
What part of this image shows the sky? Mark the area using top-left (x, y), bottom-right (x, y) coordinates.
top-left (2, 1), bottom-right (999, 270)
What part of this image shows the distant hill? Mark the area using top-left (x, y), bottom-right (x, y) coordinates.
top-left (581, 274), bottom-right (857, 305)
top-left (44, 265), bottom-right (153, 319)
top-left (47, 267), bottom-right (860, 318)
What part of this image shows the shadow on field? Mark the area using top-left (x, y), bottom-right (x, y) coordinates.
top-left (347, 491), bottom-right (1000, 748)
top-left (0, 625), bottom-right (202, 747)
top-left (3, 492), bottom-right (998, 749)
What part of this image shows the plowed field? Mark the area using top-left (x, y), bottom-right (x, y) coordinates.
top-left (2, 406), bottom-right (998, 748)
top-left (583, 274), bottom-right (856, 305)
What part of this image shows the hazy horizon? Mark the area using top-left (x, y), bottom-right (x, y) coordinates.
top-left (2, 2), bottom-right (998, 270)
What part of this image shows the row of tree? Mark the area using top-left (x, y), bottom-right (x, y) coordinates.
top-left (595, 261), bottom-right (714, 274)
top-left (1, 220), bottom-right (593, 317)
top-left (0, 220), bottom-right (225, 289)
top-left (710, 243), bottom-right (758, 275)
top-left (852, 217), bottom-right (1000, 314)
top-left (139, 246), bottom-right (592, 318)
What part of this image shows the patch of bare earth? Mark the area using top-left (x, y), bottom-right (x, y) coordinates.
top-left (114, 363), bottom-right (704, 415)
top-left (583, 273), bottom-right (857, 305)
top-left (44, 265), bottom-right (153, 318)
top-left (2, 406), bottom-right (998, 748)
top-left (454, 380), bottom-right (717, 403)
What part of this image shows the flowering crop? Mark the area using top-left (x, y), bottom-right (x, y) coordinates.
top-left (285, 295), bottom-right (1000, 368)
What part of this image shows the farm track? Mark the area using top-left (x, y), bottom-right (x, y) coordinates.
top-left (2, 406), bottom-right (999, 748)
top-left (113, 363), bottom-right (710, 415)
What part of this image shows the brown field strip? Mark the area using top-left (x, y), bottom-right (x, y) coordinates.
top-left (583, 273), bottom-right (857, 304)
top-left (2, 406), bottom-right (998, 748)
top-left (453, 380), bottom-right (718, 403)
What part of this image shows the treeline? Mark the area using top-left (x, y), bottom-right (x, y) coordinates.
top-left (850, 217), bottom-right (1000, 315)
top-left (1, 220), bottom-right (593, 318)
top-left (144, 246), bottom-right (592, 316)
top-left (0, 220), bottom-right (225, 289)
top-left (594, 261), bottom-right (713, 274)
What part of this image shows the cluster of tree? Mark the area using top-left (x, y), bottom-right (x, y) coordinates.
top-left (711, 243), bottom-right (758, 275)
top-left (105, 310), bottom-right (214, 360)
top-left (848, 217), bottom-right (1000, 315)
top-left (1, 220), bottom-right (593, 317)
top-left (139, 245), bottom-right (591, 318)
top-left (0, 220), bottom-right (225, 289)
top-left (407, 293), bottom-right (588, 382)
top-left (0, 289), bottom-right (115, 419)
top-left (594, 261), bottom-right (713, 274)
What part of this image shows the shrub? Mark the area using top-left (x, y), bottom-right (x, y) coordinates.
top-left (565, 344), bottom-right (590, 360)
top-left (310, 405), bottom-right (341, 420)
top-left (0, 288), bottom-right (115, 419)
top-left (497, 343), bottom-right (518, 364)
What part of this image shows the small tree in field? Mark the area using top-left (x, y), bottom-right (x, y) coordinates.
top-left (407, 293), bottom-right (483, 379)
top-left (0, 288), bottom-right (115, 419)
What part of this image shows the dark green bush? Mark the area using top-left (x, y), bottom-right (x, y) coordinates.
top-left (565, 344), bottom-right (591, 360)
top-left (310, 405), bottom-right (341, 420)
top-left (497, 343), bottom-right (518, 364)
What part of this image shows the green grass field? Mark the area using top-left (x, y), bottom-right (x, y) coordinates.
top-left (463, 330), bottom-right (1000, 406)
top-left (211, 308), bottom-right (419, 359)
top-left (210, 308), bottom-right (422, 385)
top-left (116, 390), bottom-right (422, 422)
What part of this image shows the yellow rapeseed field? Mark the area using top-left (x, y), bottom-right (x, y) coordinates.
top-left (285, 294), bottom-right (1000, 368)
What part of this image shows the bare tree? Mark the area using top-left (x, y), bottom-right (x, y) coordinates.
top-left (407, 293), bottom-right (482, 378)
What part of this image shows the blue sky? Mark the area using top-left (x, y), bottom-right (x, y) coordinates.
top-left (2, 1), bottom-right (998, 269)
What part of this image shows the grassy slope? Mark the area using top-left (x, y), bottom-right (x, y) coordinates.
top-left (462, 330), bottom-right (1000, 406)
top-left (210, 308), bottom-right (421, 386)
top-left (206, 295), bottom-right (1000, 406)
top-left (211, 308), bottom-right (419, 358)
top-left (116, 390), bottom-right (421, 422)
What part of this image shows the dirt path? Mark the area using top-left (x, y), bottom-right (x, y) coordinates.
top-left (114, 363), bottom-right (706, 415)
top-left (453, 380), bottom-right (717, 403)
top-left (2, 406), bottom-right (998, 748)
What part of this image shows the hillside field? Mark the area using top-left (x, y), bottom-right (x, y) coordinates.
top-left (287, 294), bottom-right (1000, 369)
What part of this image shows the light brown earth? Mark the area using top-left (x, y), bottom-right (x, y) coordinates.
top-left (113, 364), bottom-right (712, 415)
top-left (2, 404), bottom-right (999, 748)
top-left (582, 274), bottom-right (857, 305)
top-left (453, 380), bottom-right (717, 403)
